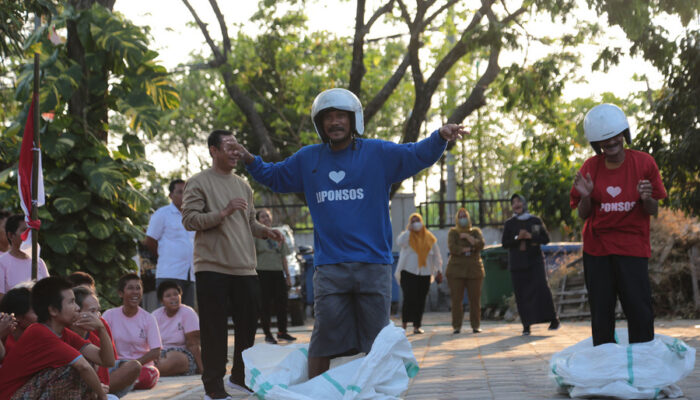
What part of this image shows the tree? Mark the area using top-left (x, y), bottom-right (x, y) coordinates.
top-left (180, 0), bottom-right (595, 197)
top-left (637, 31), bottom-right (700, 216)
top-left (0, 2), bottom-right (178, 305)
top-left (582, 0), bottom-right (699, 216)
top-left (150, 66), bottom-right (222, 176)
top-left (0, 0), bottom-right (58, 59)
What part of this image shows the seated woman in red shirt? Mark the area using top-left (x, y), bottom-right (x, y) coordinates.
top-left (70, 286), bottom-right (142, 398)
top-left (68, 272), bottom-right (142, 397)
top-left (0, 277), bottom-right (115, 399)
top-left (0, 286), bottom-right (37, 358)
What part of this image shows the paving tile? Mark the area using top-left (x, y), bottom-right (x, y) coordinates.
top-left (122, 313), bottom-right (700, 399)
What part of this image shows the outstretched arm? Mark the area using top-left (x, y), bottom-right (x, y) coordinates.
top-left (384, 124), bottom-right (468, 184)
top-left (237, 142), bottom-right (305, 193)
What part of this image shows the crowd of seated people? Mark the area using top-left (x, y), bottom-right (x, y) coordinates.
top-left (0, 269), bottom-right (208, 399)
top-left (0, 276), bottom-right (115, 399)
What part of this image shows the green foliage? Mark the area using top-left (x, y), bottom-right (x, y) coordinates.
top-left (515, 135), bottom-right (579, 232)
top-left (586, 0), bottom-right (699, 73)
top-left (180, 2), bottom-right (414, 181)
top-left (0, 3), bottom-right (177, 306)
top-left (637, 31), bottom-right (700, 216)
top-left (151, 67), bottom-right (223, 176)
top-left (0, 0), bottom-right (58, 58)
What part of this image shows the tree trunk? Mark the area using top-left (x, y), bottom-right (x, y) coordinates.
top-left (67, 0), bottom-right (114, 142)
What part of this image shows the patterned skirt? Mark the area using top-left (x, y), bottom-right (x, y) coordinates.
top-left (11, 365), bottom-right (91, 400)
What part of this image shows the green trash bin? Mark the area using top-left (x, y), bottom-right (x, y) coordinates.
top-left (480, 245), bottom-right (513, 308)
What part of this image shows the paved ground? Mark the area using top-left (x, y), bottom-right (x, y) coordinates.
top-left (123, 313), bottom-right (700, 399)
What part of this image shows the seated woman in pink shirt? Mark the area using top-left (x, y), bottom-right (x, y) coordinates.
top-left (152, 281), bottom-right (202, 376)
top-left (0, 285), bottom-right (37, 358)
top-left (0, 215), bottom-right (49, 301)
top-left (103, 273), bottom-right (162, 392)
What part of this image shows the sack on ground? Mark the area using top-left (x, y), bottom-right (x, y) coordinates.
top-left (549, 329), bottom-right (695, 399)
top-left (243, 323), bottom-right (419, 400)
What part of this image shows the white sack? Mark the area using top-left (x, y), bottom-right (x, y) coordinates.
top-left (550, 329), bottom-right (695, 399)
top-left (244, 323), bottom-right (419, 400)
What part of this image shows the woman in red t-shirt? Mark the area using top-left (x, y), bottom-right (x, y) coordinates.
top-left (570, 103), bottom-right (667, 346)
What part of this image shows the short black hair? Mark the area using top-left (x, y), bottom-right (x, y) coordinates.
top-left (157, 280), bottom-right (182, 301)
top-left (67, 271), bottom-right (95, 288)
top-left (73, 286), bottom-right (95, 309)
top-left (5, 214), bottom-right (24, 241)
top-left (168, 179), bottom-right (185, 194)
top-left (118, 273), bottom-right (142, 293)
top-left (32, 277), bottom-right (73, 323)
top-left (0, 287), bottom-right (32, 316)
top-left (207, 130), bottom-right (233, 149)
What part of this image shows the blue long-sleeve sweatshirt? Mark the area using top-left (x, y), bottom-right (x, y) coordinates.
top-left (246, 130), bottom-right (447, 266)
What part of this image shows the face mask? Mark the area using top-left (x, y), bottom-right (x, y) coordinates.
top-left (411, 221), bottom-right (423, 231)
top-left (458, 217), bottom-right (469, 227)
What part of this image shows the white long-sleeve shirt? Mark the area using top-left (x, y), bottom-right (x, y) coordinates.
top-left (394, 230), bottom-right (443, 283)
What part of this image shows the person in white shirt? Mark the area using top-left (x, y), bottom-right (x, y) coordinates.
top-left (143, 179), bottom-right (196, 307)
top-left (394, 213), bottom-right (443, 334)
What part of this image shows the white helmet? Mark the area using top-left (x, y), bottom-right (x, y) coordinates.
top-left (583, 103), bottom-right (631, 153)
top-left (311, 88), bottom-right (364, 141)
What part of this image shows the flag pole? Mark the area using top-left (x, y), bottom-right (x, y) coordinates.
top-left (31, 15), bottom-right (41, 280)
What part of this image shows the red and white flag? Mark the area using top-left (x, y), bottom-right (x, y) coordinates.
top-left (17, 94), bottom-right (44, 245)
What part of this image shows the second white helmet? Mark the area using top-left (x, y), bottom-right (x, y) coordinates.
top-left (583, 103), bottom-right (631, 142)
top-left (311, 88), bottom-right (364, 141)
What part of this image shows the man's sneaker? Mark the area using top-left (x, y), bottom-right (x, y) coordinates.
top-left (522, 326), bottom-right (531, 336)
top-left (226, 379), bottom-right (253, 394)
top-left (277, 332), bottom-right (297, 342)
top-left (265, 334), bottom-right (278, 344)
top-left (204, 391), bottom-right (231, 400)
top-left (548, 319), bottom-right (561, 331)
top-left (413, 327), bottom-right (424, 334)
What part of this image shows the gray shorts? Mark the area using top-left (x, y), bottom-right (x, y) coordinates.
top-left (308, 262), bottom-right (391, 358)
top-left (161, 347), bottom-right (197, 376)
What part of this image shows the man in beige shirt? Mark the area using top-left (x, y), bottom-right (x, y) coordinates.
top-left (181, 129), bottom-right (283, 400)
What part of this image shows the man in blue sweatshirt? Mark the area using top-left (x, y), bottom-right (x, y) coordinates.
top-left (236, 88), bottom-right (467, 379)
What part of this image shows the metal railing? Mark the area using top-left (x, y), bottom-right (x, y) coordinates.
top-left (417, 199), bottom-right (512, 229)
top-left (257, 198), bottom-right (512, 232)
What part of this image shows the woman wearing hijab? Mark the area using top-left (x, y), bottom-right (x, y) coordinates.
top-left (446, 208), bottom-right (485, 334)
top-left (501, 194), bottom-right (560, 336)
top-left (394, 213), bottom-right (443, 334)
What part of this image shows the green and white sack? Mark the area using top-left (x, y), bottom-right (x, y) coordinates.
top-left (243, 323), bottom-right (420, 400)
top-left (550, 329), bottom-right (695, 399)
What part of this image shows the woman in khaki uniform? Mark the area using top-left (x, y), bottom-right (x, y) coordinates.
top-left (446, 208), bottom-right (485, 334)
